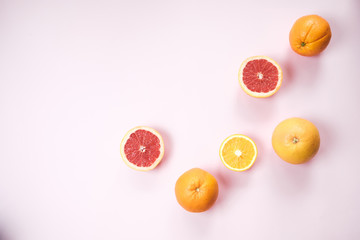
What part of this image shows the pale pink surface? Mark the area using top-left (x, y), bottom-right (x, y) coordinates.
top-left (0, 0), bottom-right (360, 239)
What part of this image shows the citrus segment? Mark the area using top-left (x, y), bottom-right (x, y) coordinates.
top-left (239, 56), bottom-right (282, 98)
top-left (120, 126), bottom-right (164, 171)
top-left (219, 134), bottom-right (257, 171)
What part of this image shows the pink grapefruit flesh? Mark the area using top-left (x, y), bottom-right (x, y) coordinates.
top-left (239, 56), bottom-right (282, 98)
top-left (120, 126), bottom-right (164, 171)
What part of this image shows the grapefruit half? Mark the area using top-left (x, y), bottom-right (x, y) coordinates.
top-left (120, 126), bottom-right (164, 171)
top-left (238, 56), bottom-right (283, 98)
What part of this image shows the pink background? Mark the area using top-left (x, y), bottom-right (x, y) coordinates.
top-left (1, 0), bottom-right (360, 239)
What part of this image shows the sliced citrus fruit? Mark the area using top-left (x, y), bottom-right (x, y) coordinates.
top-left (238, 56), bottom-right (283, 98)
top-left (219, 134), bottom-right (258, 171)
top-left (120, 126), bottom-right (164, 171)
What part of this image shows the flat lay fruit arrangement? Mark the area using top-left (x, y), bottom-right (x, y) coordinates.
top-left (120, 14), bottom-right (331, 212)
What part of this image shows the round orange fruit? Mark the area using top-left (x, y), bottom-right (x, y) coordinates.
top-left (120, 126), bottom-right (164, 171)
top-left (175, 168), bottom-right (219, 213)
top-left (238, 56), bottom-right (283, 98)
top-left (272, 117), bottom-right (320, 164)
top-left (289, 15), bottom-right (332, 56)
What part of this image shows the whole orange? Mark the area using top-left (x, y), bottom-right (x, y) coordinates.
top-left (289, 15), bottom-right (331, 56)
top-left (175, 168), bottom-right (218, 213)
top-left (272, 117), bottom-right (320, 164)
